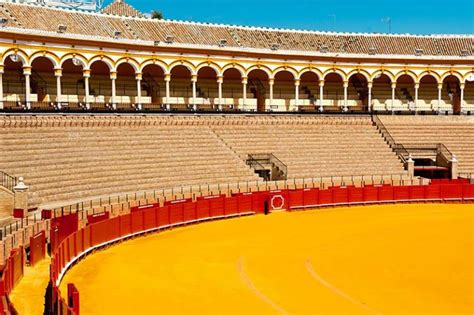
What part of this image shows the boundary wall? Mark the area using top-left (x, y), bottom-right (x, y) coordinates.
top-left (48, 179), bottom-right (474, 315)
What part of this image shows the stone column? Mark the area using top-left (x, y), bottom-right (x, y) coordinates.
top-left (217, 75), bottom-right (223, 111)
top-left (23, 66), bottom-right (32, 109)
top-left (83, 69), bottom-right (91, 109)
top-left (269, 78), bottom-right (274, 110)
top-left (460, 83), bottom-right (465, 114)
top-left (343, 80), bottom-right (349, 112)
top-left (13, 177), bottom-right (28, 218)
top-left (242, 77), bottom-right (248, 112)
top-left (54, 68), bottom-right (62, 109)
top-left (407, 155), bottom-right (415, 178)
top-left (319, 80), bottom-right (324, 112)
top-left (451, 155), bottom-right (459, 179)
top-left (437, 83), bottom-right (443, 112)
top-left (0, 66), bottom-right (4, 110)
top-left (391, 82), bottom-right (397, 114)
top-left (191, 74), bottom-right (197, 111)
top-left (135, 72), bottom-right (142, 110)
top-left (367, 81), bottom-right (373, 112)
top-left (110, 71), bottom-right (117, 110)
top-left (294, 79), bottom-right (300, 111)
top-left (165, 73), bottom-right (171, 111)
top-left (414, 82), bottom-right (419, 113)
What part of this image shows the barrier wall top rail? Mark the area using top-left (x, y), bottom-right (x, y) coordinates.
top-left (48, 173), bottom-right (417, 219)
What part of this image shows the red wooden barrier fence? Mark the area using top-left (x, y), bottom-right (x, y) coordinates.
top-left (42, 181), bottom-right (474, 314)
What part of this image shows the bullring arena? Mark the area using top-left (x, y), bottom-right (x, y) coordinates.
top-left (0, 0), bottom-right (472, 314)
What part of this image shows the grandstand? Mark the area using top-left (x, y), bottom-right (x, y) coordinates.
top-left (0, 1), bottom-right (472, 314)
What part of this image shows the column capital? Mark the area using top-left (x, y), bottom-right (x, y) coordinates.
top-left (110, 71), bottom-right (117, 80)
top-left (217, 76), bottom-right (224, 84)
top-left (23, 66), bottom-right (32, 75)
top-left (319, 80), bottom-right (325, 87)
top-left (294, 79), bottom-right (301, 86)
top-left (414, 83), bottom-right (420, 89)
top-left (269, 78), bottom-right (275, 85)
top-left (83, 69), bottom-right (91, 78)
top-left (191, 74), bottom-right (198, 82)
top-left (164, 73), bottom-right (171, 81)
top-left (54, 68), bottom-right (63, 77)
top-left (367, 81), bottom-right (373, 89)
top-left (135, 72), bottom-right (143, 80)
top-left (241, 77), bottom-right (248, 85)
top-left (0, 65), bottom-right (4, 74)
top-left (437, 83), bottom-right (443, 90)
top-left (460, 83), bottom-right (465, 90)
top-left (391, 82), bottom-right (397, 89)
top-left (343, 81), bottom-right (349, 88)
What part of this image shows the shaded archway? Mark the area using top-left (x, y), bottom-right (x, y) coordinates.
top-left (299, 71), bottom-right (320, 111)
top-left (115, 62), bottom-right (136, 110)
top-left (89, 60), bottom-right (112, 110)
top-left (395, 74), bottom-right (415, 111)
top-left (348, 73), bottom-right (368, 112)
top-left (442, 75), bottom-right (461, 114)
top-left (418, 75), bottom-right (439, 112)
top-left (196, 66), bottom-right (218, 111)
top-left (222, 68), bottom-right (243, 111)
top-left (247, 69), bottom-right (269, 112)
top-left (372, 73), bottom-right (392, 112)
top-left (464, 73), bottom-right (474, 114)
top-left (61, 59), bottom-right (86, 108)
top-left (273, 70), bottom-right (295, 112)
top-left (170, 65), bottom-right (192, 111)
top-left (30, 56), bottom-right (56, 108)
top-left (324, 73), bottom-right (344, 110)
top-left (3, 55), bottom-right (25, 107)
top-left (142, 64), bottom-right (165, 107)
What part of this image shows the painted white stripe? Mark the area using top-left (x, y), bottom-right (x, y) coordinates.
top-left (237, 257), bottom-right (290, 315)
top-left (305, 259), bottom-right (383, 315)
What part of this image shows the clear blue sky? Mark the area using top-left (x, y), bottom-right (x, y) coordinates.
top-left (106, 0), bottom-right (473, 35)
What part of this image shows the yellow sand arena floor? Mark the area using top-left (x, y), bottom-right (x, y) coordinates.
top-left (61, 204), bottom-right (474, 315)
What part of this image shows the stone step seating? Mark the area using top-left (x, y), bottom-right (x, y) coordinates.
top-left (0, 119), bottom-right (261, 207)
top-left (380, 115), bottom-right (474, 173)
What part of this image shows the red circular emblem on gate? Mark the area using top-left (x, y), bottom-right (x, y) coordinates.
top-left (271, 195), bottom-right (285, 210)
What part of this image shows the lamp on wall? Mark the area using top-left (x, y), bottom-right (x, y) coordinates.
top-left (72, 58), bottom-right (82, 67)
top-left (9, 54), bottom-right (20, 63)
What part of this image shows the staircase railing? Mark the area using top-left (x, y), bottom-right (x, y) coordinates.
top-left (246, 153), bottom-right (288, 180)
top-left (372, 115), bottom-right (409, 164)
top-left (1, 172), bottom-right (17, 192)
top-left (246, 155), bottom-right (267, 171)
top-left (437, 143), bottom-right (455, 163)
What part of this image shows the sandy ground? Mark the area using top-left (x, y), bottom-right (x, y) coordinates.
top-left (53, 204), bottom-right (473, 315)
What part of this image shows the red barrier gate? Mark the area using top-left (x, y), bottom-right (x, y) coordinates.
top-left (30, 231), bottom-right (46, 266)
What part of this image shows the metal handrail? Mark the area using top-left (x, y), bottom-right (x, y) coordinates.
top-left (0, 171), bottom-right (17, 192)
top-left (372, 115), bottom-right (409, 164)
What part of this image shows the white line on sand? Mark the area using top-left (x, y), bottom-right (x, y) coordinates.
top-left (305, 259), bottom-right (383, 315)
top-left (237, 257), bottom-right (290, 315)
